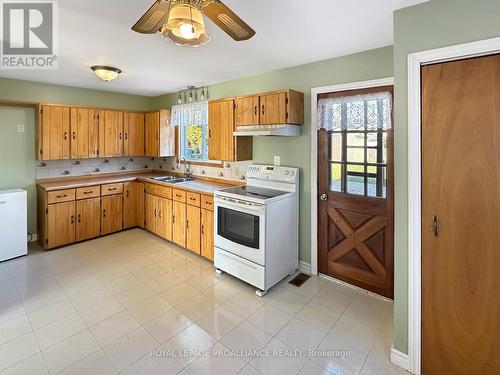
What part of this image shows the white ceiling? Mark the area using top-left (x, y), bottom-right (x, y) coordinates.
top-left (0, 0), bottom-right (428, 96)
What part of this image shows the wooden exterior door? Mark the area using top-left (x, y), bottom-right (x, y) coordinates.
top-left (260, 92), bottom-right (286, 125)
top-left (172, 201), bottom-right (186, 247)
top-left (201, 208), bottom-right (214, 260)
top-left (41, 105), bottom-right (70, 160)
top-left (70, 107), bottom-right (98, 159)
top-left (99, 110), bottom-right (123, 157)
top-left (145, 112), bottom-right (159, 157)
top-left (47, 201), bottom-right (75, 248)
top-left (235, 95), bottom-right (260, 126)
top-left (145, 193), bottom-right (159, 234)
top-left (124, 112), bottom-right (145, 157)
top-left (76, 198), bottom-right (100, 242)
top-left (158, 198), bottom-right (172, 241)
top-left (421, 55), bottom-right (500, 374)
top-left (317, 86), bottom-right (394, 298)
top-left (123, 181), bottom-right (144, 229)
top-left (101, 194), bottom-right (123, 235)
top-left (186, 205), bottom-right (201, 254)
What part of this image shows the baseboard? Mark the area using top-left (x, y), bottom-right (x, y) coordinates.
top-left (390, 346), bottom-right (410, 372)
top-left (298, 260), bottom-right (311, 273)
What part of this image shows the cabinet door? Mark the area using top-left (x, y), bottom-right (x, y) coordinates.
top-left (172, 201), bottom-right (186, 247)
top-left (208, 99), bottom-right (235, 161)
top-left (145, 112), bottom-right (159, 157)
top-left (158, 198), bottom-right (172, 241)
top-left (71, 107), bottom-right (98, 159)
top-left (124, 112), bottom-right (145, 157)
top-left (186, 205), bottom-right (201, 254)
top-left (41, 105), bottom-right (70, 160)
top-left (145, 194), bottom-right (158, 234)
top-left (47, 201), bottom-right (75, 248)
top-left (101, 194), bottom-right (123, 235)
top-left (124, 181), bottom-right (144, 229)
top-left (99, 110), bottom-right (124, 157)
top-left (235, 96), bottom-right (259, 126)
top-left (201, 209), bottom-right (214, 260)
top-left (158, 110), bottom-right (175, 157)
top-left (260, 92), bottom-right (287, 125)
top-left (76, 197), bottom-right (100, 242)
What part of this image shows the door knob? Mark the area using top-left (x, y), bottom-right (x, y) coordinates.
top-left (320, 193), bottom-right (328, 201)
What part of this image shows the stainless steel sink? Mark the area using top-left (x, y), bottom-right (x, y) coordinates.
top-left (151, 176), bottom-right (192, 184)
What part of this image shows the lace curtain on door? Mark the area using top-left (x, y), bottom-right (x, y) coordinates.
top-left (317, 91), bottom-right (392, 131)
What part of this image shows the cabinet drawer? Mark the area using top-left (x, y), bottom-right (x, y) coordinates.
top-left (101, 183), bottom-right (123, 196)
top-left (145, 183), bottom-right (172, 199)
top-left (186, 192), bottom-right (200, 207)
top-left (201, 194), bottom-right (214, 211)
top-left (173, 189), bottom-right (186, 203)
top-left (47, 189), bottom-right (75, 204)
top-left (76, 186), bottom-right (100, 200)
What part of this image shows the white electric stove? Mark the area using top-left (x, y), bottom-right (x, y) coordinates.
top-left (214, 165), bottom-right (299, 296)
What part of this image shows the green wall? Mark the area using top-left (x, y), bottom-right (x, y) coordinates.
top-left (0, 78), bottom-right (156, 235)
top-left (0, 108), bottom-right (36, 233)
top-left (154, 46), bottom-right (394, 264)
top-left (392, 0), bottom-right (500, 354)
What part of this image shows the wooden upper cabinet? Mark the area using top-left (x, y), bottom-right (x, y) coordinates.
top-left (39, 105), bottom-right (71, 160)
top-left (99, 110), bottom-right (124, 157)
top-left (145, 110), bottom-right (174, 157)
top-left (209, 99), bottom-right (252, 162)
top-left (124, 112), bottom-right (145, 157)
top-left (235, 95), bottom-right (260, 126)
top-left (234, 90), bottom-right (304, 127)
top-left (70, 107), bottom-right (98, 159)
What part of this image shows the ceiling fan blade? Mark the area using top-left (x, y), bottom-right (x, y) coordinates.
top-left (202, 0), bottom-right (255, 41)
top-left (132, 0), bottom-right (171, 34)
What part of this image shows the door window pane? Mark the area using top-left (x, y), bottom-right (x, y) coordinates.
top-left (346, 164), bottom-right (365, 195)
top-left (347, 133), bottom-right (364, 147)
top-left (347, 148), bottom-right (364, 163)
top-left (330, 163), bottom-right (342, 192)
top-left (329, 133), bottom-right (342, 162)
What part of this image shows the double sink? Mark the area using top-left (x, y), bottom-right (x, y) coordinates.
top-left (151, 176), bottom-right (193, 184)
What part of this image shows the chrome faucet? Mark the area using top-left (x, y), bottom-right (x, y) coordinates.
top-left (178, 156), bottom-right (192, 179)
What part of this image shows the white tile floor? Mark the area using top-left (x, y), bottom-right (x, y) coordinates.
top-left (0, 229), bottom-right (408, 375)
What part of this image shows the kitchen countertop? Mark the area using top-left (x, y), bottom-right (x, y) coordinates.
top-left (37, 170), bottom-right (242, 195)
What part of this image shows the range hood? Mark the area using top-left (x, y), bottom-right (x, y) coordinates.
top-left (233, 124), bottom-right (301, 137)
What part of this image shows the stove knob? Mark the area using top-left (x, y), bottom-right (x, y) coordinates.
top-left (284, 170), bottom-right (290, 176)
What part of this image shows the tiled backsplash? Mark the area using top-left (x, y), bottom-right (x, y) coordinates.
top-left (36, 157), bottom-right (252, 182)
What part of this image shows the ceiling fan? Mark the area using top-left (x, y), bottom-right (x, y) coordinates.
top-left (132, 0), bottom-right (255, 47)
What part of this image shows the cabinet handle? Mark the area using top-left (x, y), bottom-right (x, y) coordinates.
top-left (254, 106), bottom-right (258, 116)
top-left (78, 214), bottom-right (81, 223)
top-left (126, 190), bottom-right (129, 198)
top-left (70, 215), bottom-right (74, 224)
top-left (56, 194), bottom-right (67, 198)
top-left (72, 132), bottom-right (76, 140)
top-left (103, 209), bottom-right (106, 218)
top-left (119, 133), bottom-right (122, 140)
top-left (201, 224), bottom-right (204, 235)
top-left (262, 105), bottom-right (265, 115)
top-left (208, 129), bottom-right (212, 138)
top-left (125, 133), bottom-right (128, 140)
top-left (154, 209), bottom-right (157, 218)
top-left (186, 220), bottom-right (189, 229)
top-left (190, 197), bottom-right (196, 201)
top-left (64, 132), bottom-right (68, 140)
top-left (108, 188), bottom-right (117, 191)
top-left (83, 191), bottom-right (93, 195)
top-left (158, 210), bottom-right (162, 219)
top-left (172, 215), bottom-right (175, 224)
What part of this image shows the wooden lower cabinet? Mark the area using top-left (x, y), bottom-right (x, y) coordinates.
top-left (124, 181), bottom-right (144, 229)
top-left (158, 198), bottom-right (172, 241)
top-left (47, 201), bottom-right (75, 249)
top-left (172, 201), bottom-right (186, 247)
top-left (76, 198), bottom-right (101, 242)
top-left (186, 205), bottom-right (201, 254)
top-left (101, 194), bottom-right (123, 235)
top-left (145, 194), bottom-right (158, 234)
top-left (201, 208), bottom-right (214, 260)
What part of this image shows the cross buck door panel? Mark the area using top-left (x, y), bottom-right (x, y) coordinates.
top-left (317, 86), bottom-right (394, 298)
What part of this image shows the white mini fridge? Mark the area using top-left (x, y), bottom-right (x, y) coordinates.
top-left (0, 189), bottom-right (27, 262)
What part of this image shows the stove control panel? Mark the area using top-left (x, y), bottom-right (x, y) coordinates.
top-left (246, 165), bottom-right (299, 184)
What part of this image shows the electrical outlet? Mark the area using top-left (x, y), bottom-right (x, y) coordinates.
top-left (17, 124), bottom-right (24, 133)
top-left (273, 155), bottom-right (281, 166)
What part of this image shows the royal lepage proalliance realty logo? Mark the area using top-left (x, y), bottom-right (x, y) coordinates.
top-left (1, 0), bottom-right (58, 69)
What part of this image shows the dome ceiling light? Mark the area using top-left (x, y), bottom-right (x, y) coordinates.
top-left (90, 66), bottom-right (122, 81)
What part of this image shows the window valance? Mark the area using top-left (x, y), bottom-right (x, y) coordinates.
top-left (171, 101), bottom-right (208, 127)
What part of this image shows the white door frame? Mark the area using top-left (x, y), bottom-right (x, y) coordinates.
top-left (309, 77), bottom-right (394, 276)
top-left (407, 36), bottom-right (500, 375)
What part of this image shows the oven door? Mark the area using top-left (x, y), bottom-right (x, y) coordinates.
top-left (214, 196), bottom-right (266, 266)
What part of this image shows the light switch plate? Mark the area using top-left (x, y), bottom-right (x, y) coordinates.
top-left (17, 124), bottom-right (24, 133)
top-left (273, 155), bottom-right (281, 166)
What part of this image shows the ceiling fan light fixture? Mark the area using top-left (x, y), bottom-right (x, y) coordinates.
top-left (161, 3), bottom-right (209, 47)
top-left (91, 65), bottom-right (122, 81)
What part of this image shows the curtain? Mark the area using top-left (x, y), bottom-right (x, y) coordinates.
top-left (171, 101), bottom-right (208, 127)
top-left (317, 91), bottom-right (392, 131)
